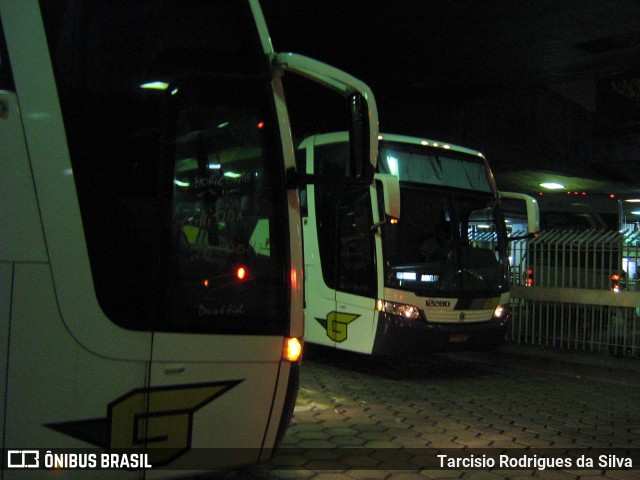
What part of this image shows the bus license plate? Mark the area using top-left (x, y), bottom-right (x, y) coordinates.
top-left (449, 334), bottom-right (470, 343)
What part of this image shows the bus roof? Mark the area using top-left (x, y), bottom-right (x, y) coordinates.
top-left (378, 133), bottom-right (485, 159)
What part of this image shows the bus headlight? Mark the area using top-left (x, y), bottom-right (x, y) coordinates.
top-left (376, 299), bottom-right (422, 320)
top-left (493, 304), bottom-right (509, 319)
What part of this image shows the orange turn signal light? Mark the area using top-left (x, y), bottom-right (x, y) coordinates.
top-left (283, 337), bottom-right (302, 363)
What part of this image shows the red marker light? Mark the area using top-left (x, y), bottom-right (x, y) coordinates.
top-left (257, 121), bottom-right (265, 129)
top-left (525, 269), bottom-right (534, 287)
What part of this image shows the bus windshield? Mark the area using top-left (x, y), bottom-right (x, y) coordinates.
top-left (40, 0), bottom-right (288, 335)
top-left (379, 142), bottom-right (509, 297)
top-left (378, 142), bottom-right (492, 192)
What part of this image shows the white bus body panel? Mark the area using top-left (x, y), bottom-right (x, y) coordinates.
top-left (0, 91), bottom-right (47, 263)
top-left (5, 264), bottom-right (145, 480)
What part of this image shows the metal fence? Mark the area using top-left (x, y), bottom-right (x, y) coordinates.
top-left (507, 228), bottom-right (640, 357)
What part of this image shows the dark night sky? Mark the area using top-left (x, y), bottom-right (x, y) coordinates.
top-left (262, 1), bottom-right (640, 199)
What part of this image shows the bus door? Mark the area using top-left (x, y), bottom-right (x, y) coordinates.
top-left (330, 183), bottom-right (379, 354)
top-left (303, 180), bottom-right (378, 352)
top-left (302, 137), bottom-right (386, 354)
top-left (303, 181), bottom-right (343, 349)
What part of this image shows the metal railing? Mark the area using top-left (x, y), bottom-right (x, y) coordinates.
top-left (507, 228), bottom-right (640, 357)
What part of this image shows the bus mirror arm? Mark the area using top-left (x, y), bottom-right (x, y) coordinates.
top-left (370, 216), bottom-right (394, 232)
top-left (275, 53), bottom-right (379, 186)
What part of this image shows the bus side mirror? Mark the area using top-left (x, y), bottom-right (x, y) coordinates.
top-left (274, 53), bottom-right (378, 187)
top-left (375, 173), bottom-right (401, 221)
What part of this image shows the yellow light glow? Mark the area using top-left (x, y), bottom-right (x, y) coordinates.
top-left (283, 337), bottom-right (302, 362)
top-left (236, 266), bottom-right (247, 280)
top-left (494, 304), bottom-right (508, 318)
top-left (290, 268), bottom-right (300, 291)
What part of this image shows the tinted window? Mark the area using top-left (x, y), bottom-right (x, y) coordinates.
top-left (336, 188), bottom-right (376, 297)
top-left (40, 0), bottom-right (289, 334)
top-left (378, 142), bottom-right (492, 192)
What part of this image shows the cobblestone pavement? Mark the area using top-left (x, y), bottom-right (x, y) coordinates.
top-left (186, 345), bottom-right (640, 480)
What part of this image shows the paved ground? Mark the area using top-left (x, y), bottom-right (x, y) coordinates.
top-left (187, 344), bottom-right (640, 480)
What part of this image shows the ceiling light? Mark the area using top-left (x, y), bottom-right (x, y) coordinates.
top-left (140, 81), bottom-right (169, 90)
top-left (540, 182), bottom-right (565, 190)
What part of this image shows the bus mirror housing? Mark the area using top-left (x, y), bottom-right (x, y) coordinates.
top-left (500, 191), bottom-right (540, 239)
top-left (375, 173), bottom-right (401, 221)
top-left (274, 53), bottom-right (378, 187)
top-left (348, 92), bottom-right (372, 180)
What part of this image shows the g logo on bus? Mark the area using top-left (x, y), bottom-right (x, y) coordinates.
top-left (315, 311), bottom-right (359, 342)
top-left (46, 380), bottom-right (241, 466)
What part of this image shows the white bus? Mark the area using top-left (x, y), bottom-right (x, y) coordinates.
top-left (0, 0), bottom-right (378, 476)
top-left (299, 133), bottom-right (538, 355)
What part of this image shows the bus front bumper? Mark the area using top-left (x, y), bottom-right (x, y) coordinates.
top-left (372, 312), bottom-right (509, 356)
